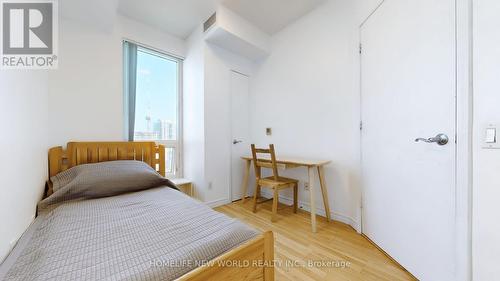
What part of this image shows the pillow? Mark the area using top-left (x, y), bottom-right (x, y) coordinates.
top-left (44, 160), bottom-right (177, 206)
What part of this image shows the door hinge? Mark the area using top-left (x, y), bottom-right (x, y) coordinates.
top-left (359, 43), bottom-right (362, 54)
top-left (360, 121), bottom-right (363, 130)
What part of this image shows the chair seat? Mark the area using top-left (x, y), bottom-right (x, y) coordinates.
top-left (258, 176), bottom-right (298, 188)
top-left (251, 144), bottom-right (299, 221)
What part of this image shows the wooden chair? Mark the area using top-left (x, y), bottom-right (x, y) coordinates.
top-left (251, 144), bottom-right (298, 222)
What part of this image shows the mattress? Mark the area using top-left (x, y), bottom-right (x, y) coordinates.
top-left (0, 187), bottom-right (258, 281)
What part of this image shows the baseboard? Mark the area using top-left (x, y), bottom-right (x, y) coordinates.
top-left (205, 198), bottom-right (231, 208)
top-left (259, 190), bottom-right (360, 231)
top-left (361, 234), bottom-right (417, 280)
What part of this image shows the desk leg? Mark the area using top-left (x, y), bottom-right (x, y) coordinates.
top-left (317, 166), bottom-right (331, 222)
top-left (241, 159), bottom-right (251, 203)
top-left (308, 166), bottom-right (317, 233)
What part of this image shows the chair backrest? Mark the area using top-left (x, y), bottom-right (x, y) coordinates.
top-left (251, 144), bottom-right (279, 180)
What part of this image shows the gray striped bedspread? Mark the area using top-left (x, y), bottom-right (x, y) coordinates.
top-left (2, 187), bottom-right (258, 281)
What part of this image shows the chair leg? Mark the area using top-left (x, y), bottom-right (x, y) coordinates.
top-left (293, 183), bottom-right (298, 213)
top-left (271, 188), bottom-right (279, 222)
top-left (252, 183), bottom-right (260, 213)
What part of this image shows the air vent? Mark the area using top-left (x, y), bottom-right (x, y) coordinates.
top-left (204, 13), bottom-right (216, 32)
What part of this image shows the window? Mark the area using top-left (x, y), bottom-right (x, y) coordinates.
top-left (123, 41), bottom-right (182, 178)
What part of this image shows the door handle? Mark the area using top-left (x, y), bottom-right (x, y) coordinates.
top-left (233, 139), bottom-right (243, 144)
top-left (415, 133), bottom-right (449, 146)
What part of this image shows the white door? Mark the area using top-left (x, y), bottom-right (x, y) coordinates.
top-left (361, 1), bottom-right (456, 280)
top-left (230, 70), bottom-right (250, 201)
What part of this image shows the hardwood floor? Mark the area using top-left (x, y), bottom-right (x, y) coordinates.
top-left (215, 200), bottom-right (416, 281)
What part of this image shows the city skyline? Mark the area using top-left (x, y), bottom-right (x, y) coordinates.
top-left (133, 48), bottom-right (178, 141)
top-left (134, 118), bottom-right (175, 141)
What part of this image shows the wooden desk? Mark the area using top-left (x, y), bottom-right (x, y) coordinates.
top-left (240, 156), bottom-right (331, 233)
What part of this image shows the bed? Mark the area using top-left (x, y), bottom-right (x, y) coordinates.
top-left (0, 142), bottom-right (274, 281)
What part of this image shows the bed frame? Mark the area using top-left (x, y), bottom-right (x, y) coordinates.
top-left (47, 141), bottom-right (275, 281)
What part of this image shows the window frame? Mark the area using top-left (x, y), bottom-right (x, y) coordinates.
top-left (123, 40), bottom-right (183, 178)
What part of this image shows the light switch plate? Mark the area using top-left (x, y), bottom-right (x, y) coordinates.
top-left (485, 128), bottom-right (496, 143)
top-left (482, 123), bottom-right (500, 149)
top-left (266, 128), bottom-right (272, 136)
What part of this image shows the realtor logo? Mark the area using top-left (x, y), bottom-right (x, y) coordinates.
top-left (1, 0), bottom-right (58, 69)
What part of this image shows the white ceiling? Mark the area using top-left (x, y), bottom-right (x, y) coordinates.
top-left (118, 0), bottom-right (224, 39)
top-left (222, 0), bottom-right (326, 35)
top-left (117, 0), bottom-right (326, 39)
top-left (61, 0), bottom-right (119, 31)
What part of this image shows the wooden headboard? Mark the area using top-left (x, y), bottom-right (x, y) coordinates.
top-left (48, 142), bottom-right (165, 194)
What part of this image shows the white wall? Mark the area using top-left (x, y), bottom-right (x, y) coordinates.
top-left (472, 0), bottom-right (500, 279)
top-left (203, 43), bottom-right (257, 205)
top-left (183, 24), bottom-right (257, 205)
top-left (205, 5), bottom-right (271, 60)
top-left (183, 27), bottom-right (206, 201)
top-left (48, 16), bottom-right (185, 147)
top-left (216, 6), bottom-right (271, 53)
top-left (249, 0), bottom-right (381, 230)
top-left (0, 71), bottom-right (49, 261)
